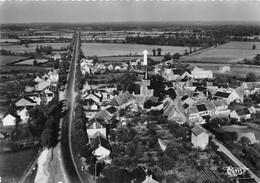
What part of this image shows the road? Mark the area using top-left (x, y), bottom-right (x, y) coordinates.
top-left (212, 138), bottom-right (260, 183)
top-left (60, 31), bottom-right (83, 183)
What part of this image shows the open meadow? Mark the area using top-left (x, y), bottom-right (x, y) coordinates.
top-left (14, 59), bottom-right (49, 65)
top-left (0, 42), bottom-right (69, 54)
top-left (81, 43), bottom-right (200, 57)
top-left (0, 55), bottom-right (29, 67)
top-left (181, 41), bottom-right (260, 63)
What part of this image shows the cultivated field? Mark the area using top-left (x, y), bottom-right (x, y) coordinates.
top-left (182, 41), bottom-right (260, 63)
top-left (15, 59), bottom-right (49, 65)
top-left (99, 56), bottom-right (164, 62)
top-left (81, 43), bottom-right (199, 57)
top-left (0, 55), bottom-right (29, 66)
top-left (0, 43), bottom-right (69, 54)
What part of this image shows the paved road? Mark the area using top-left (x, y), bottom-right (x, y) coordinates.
top-left (60, 31), bottom-right (83, 183)
top-left (212, 138), bottom-right (260, 183)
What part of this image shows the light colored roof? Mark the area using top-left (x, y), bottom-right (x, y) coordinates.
top-left (34, 76), bottom-right (43, 82)
top-left (188, 106), bottom-right (199, 114)
top-left (205, 102), bottom-right (216, 111)
top-left (109, 91), bottom-right (132, 106)
top-left (235, 87), bottom-right (246, 98)
top-left (213, 99), bottom-right (227, 107)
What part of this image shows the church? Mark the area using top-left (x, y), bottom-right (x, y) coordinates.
top-left (133, 50), bottom-right (154, 105)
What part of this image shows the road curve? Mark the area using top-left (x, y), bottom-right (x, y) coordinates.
top-left (60, 31), bottom-right (83, 183)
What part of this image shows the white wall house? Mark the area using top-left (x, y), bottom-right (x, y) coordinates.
top-left (87, 119), bottom-right (106, 141)
top-left (191, 125), bottom-right (209, 150)
top-left (17, 107), bottom-right (29, 123)
top-left (2, 114), bottom-right (16, 127)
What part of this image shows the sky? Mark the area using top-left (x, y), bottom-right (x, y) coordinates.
top-left (0, 1), bottom-right (260, 24)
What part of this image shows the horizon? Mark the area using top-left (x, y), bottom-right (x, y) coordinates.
top-left (1, 1), bottom-right (260, 24)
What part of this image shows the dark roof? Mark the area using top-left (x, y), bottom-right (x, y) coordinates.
top-left (183, 103), bottom-right (189, 109)
top-left (82, 98), bottom-right (96, 106)
top-left (195, 86), bottom-right (207, 92)
top-left (131, 165), bottom-right (160, 183)
top-left (87, 118), bottom-right (105, 128)
top-left (191, 126), bottom-right (205, 136)
top-left (105, 106), bottom-right (117, 114)
top-left (163, 81), bottom-right (173, 87)
top-left (90, 132), bottom-right (110, 151)
top-left (214, 91), bottom-right (230, 98)
top-left (109, 91), bottom-right (132, 106)
top-left (196, 104), bottom-right (208, 112)
top-left (181, 95), bottom-right (189, 101)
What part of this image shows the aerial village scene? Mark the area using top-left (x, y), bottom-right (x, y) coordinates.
top-left (0, 1), bottom-right (260, 183)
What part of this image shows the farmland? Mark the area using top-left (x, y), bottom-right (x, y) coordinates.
top-left (0, 55), bottom-right (29, 67)
top-left (0, 42), bottom-right (69, 54)
top-left (14, 58), bottom-right (49, 65)
top-left (181, 41), bottom-right (260, 63)
top-left (81, 43), bottom-right (199, 57)
top-left (99, 55), bottom-right (164, 62)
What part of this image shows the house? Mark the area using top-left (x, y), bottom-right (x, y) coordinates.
top-left (205, 102), bottom-right (216, 116)
top-left (41, 73), bottom-right (50, 80)
top-left (48, 69), bottom-right (59, 83)
top-left (188, 106), bottom-right (200, 121)
top-left (230, 108), bottom-right (251, 122)
top-left (109, 91), bottom-right (134, 108)
top-left (219, 66), bottom-right (230, 73)
top-left (15, 96), bottom-right (37, 107)
top-left (213, 99), bottom-right (230, 116)
top-left (191, 125), bottom-right (209, 150)
top-left (248, 105), bottom-right (260, 114)
top-left (131, 165), bottom-right (160, 183)
top-left (95, 106), bottom-right (117, 120)
top-left (213, 91), bottom-right (240, 104)
top-left (189, 66), bottom-right (213, 79)
top-left (90, 131), bottom-right (110, 160)
top-left (181, 95), bottom-right (196, 107)
top-left (87, 118), bottom-right (106, 141)
top-left (196, 104), bottom-right (209, 116)
top-left (2, 114), bottom-right (17, 127)
top-left (34, 76), bottom-right (43, 83)
top-left (83, 91), bottom-right (102, 104)
top-left (35, 81), bottom-right (50, 91)
top-left (81, 64), bottom-right (92, 75)
top-left (17, 107), bottom-right (29, 124)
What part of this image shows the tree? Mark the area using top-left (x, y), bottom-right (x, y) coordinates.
top-left (253, 44), bottom-right (256, 50)
top-left (157, 48), bottom-right (162, 56)
top-left (152, 49), bottom-right (156, 56)
top-left (163, 53), bottom-right (172, 61)
top-left (74, 129), bottom-right (88, 149)
top-left (33, 60), bottom-right (38, 66)
top-left (246, 72), bottom-right (257, 82)
top-left (157, 156), bottom-right (175, 171)
top-left (222, 131), bottom-right (238, 143)
top-left (184, 49), bottom-right (189, 56)
top-left (41, 128), bottom-right (52, 148)
top-left (144, 100), bottom-right (153, 109)
top-left (165, 144), bottom-right (180, 160)
top-left (239, 136), bottom-right (251, 146)
top-left (74, 119), bottom-right (84, 131)
top-left (172, 52), bottom-right (181, 60)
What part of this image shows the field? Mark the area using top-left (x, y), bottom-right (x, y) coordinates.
top-left (0, 148), bottom-right (38, 183)
top-left (15, 58), bottom-right (49, 65)
top-left (182, 41), bottom-right (260, 63)
top-left (99, 56), bottom-right (163, 62)
top-left (222, 125), bottom-right (260, 142)
top-left (0, 42), bottom-right (69, 54)
top-left (0, 55), bottom-right (29, 67)
top-left (81, 43), bottom-right (199, 57)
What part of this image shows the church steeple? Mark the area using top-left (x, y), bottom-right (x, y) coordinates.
top-left (143, 49), bottom-right (149, 80)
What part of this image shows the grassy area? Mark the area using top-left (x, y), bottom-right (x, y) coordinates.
top-left (82, 43), bottom-right (199, 57)
top-left (182, 41), bottom-right (260, 63)
top-left (0, 43), bottom-right (69, 54)
top-left (98, 55), bottom-right (163, 62)
top-left (0, 55), bottom-right (29, 66)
